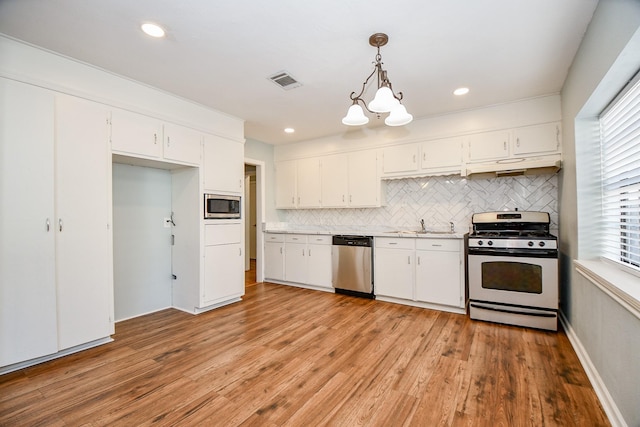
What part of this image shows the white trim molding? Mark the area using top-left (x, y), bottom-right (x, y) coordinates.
top-left (559, 313), bottom-right (627, 427)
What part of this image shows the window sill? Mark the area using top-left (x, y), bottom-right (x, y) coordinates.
top-left (574, 259), bottom-right (640, 320)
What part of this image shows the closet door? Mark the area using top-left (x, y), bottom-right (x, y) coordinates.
top-left (55, 95), bottom-right (113, 350)
top-left (0, 78), bottom-right (58, 366)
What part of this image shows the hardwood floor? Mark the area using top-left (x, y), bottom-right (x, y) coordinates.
top-left (1, 283), bottom-right (610, 426)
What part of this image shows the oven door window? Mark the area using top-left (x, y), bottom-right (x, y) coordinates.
top-left (481, 261), bottom-right (542, 294)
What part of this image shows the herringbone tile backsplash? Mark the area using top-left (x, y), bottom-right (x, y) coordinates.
top-left (282, 174), bottom-right (558, 232)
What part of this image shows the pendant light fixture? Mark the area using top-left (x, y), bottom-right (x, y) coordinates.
top-left (342, 33), bottom-right (413, 127)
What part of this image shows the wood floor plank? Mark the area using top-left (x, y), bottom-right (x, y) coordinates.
top-left (0, 283), bottom-right (610, 426)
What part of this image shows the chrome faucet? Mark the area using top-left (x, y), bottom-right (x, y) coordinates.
top-left (450, 221), bottom-right (455, 233)
top-left (420, 219), bottom-right (426, 233)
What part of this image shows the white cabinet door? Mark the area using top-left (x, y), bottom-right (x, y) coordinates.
top-left (415, 249), bottom-right (462, 307)
top-left (110, 108), bottom-right (163, 158)
top-left (421, 137), bottom-right (462, 170)
top-left (382, 143), bottom-right (419, 174)
top-left (513, 122), bottom-right (560, 156)
top-left (0, 79), bottom-right (58, 366)
top-left (321, 154), bottom-right (348, 207)
top-left (203, 134), bottom-right (243, 194)
top-left (374, 248), bottom-right (414, 299)
top-left (348, 150), bottom-right (380, 207)
top-left (285, 241), bottom-right (307, 283)
top-left (55, 95), bottom-right (113, 350)
top-left (264, 242), bottom-right (285, 281)
top-left (307, 238), bottom-right (332, 288)
top-left (275, 160), bottom-right (297, 208)
top-left (296, 158), bottom-right (322, 208)
top-left (203, 243), bottom-right (244, 304)
top-left (467, 130), bottom-right (510, 162)
top-left (163, 123), bottom-right (201, 165)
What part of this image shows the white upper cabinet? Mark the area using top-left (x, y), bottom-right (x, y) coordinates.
top-left (382, 143), bottom-right (419, 174)
top-left (163, 122), bottom-right (202, 165)
top-left (203, 134), bottom-right (244, 194)
top-left (111, 108), bottom-right (204, 166)
top-left (512, 122), bottom-right (561, 156)
top-left (321, 154), bottom-right (349, 208)
top-left (275, 160), bottom-right (297, 208)
top-left (110, 108), bottom-right (163, 159)
top-left (347, 150), bottom-right (382, 207)
top-left (421, 137), bottom-right (463, 172)
top-left (296, 158), bottom-right (322, 208)
top-left (467, 130), bottom-right (511, 162)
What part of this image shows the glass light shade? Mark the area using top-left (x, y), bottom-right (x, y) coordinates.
top-left (385, 104), bottom-right (413, 126)
top-left (367, 86), bottom-right (398, 113)
top-left (342, 104), bottom-right (369, 126)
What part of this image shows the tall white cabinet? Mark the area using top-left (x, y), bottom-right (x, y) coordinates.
top-left (0, 79), bottom-right (113, 369)
top-left (0, 78), bottom-right (58, 367)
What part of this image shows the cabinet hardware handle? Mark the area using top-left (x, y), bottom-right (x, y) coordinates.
top-left (349, 195), bottom-right (352, 203)
top-left (239, 248), bottom-right (242, 256)
top-left (280, 247), bottom-right (282, 254)
top-left (302, 249), bottom-right (305, 256)
top-left (408, 256), bottom-right (411, 265)
top-left (167, 136), bottom-right (171, 147)
top-left (389, 242), bottom-right (398, 245)
top-left (59, 219), bottom-right (63, 232)
top-left (432, 244), bottom-right (442, 247)
top-left (413, 154), bottom-right (416, 163)
top-left (342, 195), bottom-right (345, 202)
top-left (503, 141), bottom-right (507, 150)
top-left (516, 137), bottom-right (520, 147)
top-left (423, 152), bottom-right (426, 161)
top-left (417, 257), bottom-right (420, 265)
top-left (46, 218), bottom-right (50, 232)
top-left (308, 249), bottom-right (311, 256)
top-left (154, 133), bottom-right (157, 144)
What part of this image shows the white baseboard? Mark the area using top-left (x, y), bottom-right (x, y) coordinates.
top-left (559, 312), bottom-right (627, 427)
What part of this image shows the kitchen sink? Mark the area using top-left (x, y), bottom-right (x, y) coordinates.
top-left (384, 230), bottom-right (455, 235)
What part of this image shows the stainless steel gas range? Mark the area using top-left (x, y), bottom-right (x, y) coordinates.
top-left (467, 211), bottom-right (559, 331)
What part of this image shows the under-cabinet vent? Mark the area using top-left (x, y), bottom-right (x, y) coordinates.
top-left (268, 71), bottom-right (302, 90)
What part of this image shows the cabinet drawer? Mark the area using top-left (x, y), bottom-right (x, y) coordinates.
top-left (375, 237), bottom-right (415, 250)
top-left (205, 223), bottom-right (242, 245)
top-left (307, 235), bottom-right (332, 245)
top-left (416, 238), bottom-right (460, 252)
top-left (285, 234), bottom-right (307, 243)
top-left (265, 233), bottom-right (285, 243)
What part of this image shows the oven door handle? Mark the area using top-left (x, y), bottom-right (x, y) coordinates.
top-left (470, 302), bottom-right (557, 318)
top-left (468, 247), bottom-right (558, 258)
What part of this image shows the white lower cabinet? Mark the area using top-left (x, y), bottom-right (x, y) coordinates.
top-left (264, 234), bottom-right (285, 281)
top-left (375, 237), bottom-right (465, 312)
top-left (1, 80), bottom-right (113, 369)
top-left (374, 239), bottom-right (415, 300)
top-left (202, 223), bottom-right (244, 306)
top-left (415, 239), bottom-right (463, 307)
top-left (264, 233), bottom-right (332, 289)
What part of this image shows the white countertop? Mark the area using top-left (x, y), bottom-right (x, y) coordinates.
top-left (263, 226), bottom-right (466, 239)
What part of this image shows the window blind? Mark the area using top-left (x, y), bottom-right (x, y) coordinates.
top-left (600, 76), bottom-right (640, 270)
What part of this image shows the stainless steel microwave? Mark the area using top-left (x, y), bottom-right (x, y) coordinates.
top-left (204, 194), bottom-right (241, 219)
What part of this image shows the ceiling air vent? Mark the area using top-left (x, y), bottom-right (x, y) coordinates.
top-left (268, 71), bottom-right (302, 90)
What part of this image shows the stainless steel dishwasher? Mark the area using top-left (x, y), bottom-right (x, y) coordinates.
top-left (331, 235), bottom-right (374, 299)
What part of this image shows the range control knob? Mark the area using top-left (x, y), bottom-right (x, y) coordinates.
top-left (487, 240), bottom-right (493, 246)
top-left (477, 240), bottom-right (483, 246)
top-left (528, 241), bottom-right (534, 247)
top-left (539, 241), bottom-right (546, 247)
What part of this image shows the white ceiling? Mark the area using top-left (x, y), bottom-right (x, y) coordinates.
top-left (0, 0), bottom-right (598, 145)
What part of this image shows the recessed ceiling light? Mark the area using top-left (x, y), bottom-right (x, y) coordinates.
top-left (141, 23), bottom-right (165, 38)
top-left (284, 128), bottom-right (295, 134)
top-left (454, 87), bottom-right (470, 96)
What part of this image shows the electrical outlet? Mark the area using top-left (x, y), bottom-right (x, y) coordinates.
top-left (164, 218), bottom-right (172, 228)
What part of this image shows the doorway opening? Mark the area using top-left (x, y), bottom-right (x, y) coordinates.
top-left (244, 159), bottom-right (265, 287)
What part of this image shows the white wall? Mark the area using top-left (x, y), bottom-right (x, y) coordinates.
top-left (244, 138), bottom-right (282, 222)
top-left (112, 163), bottom-right (173, 321)
top-left (560, 1), bottom-right (640, 426)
